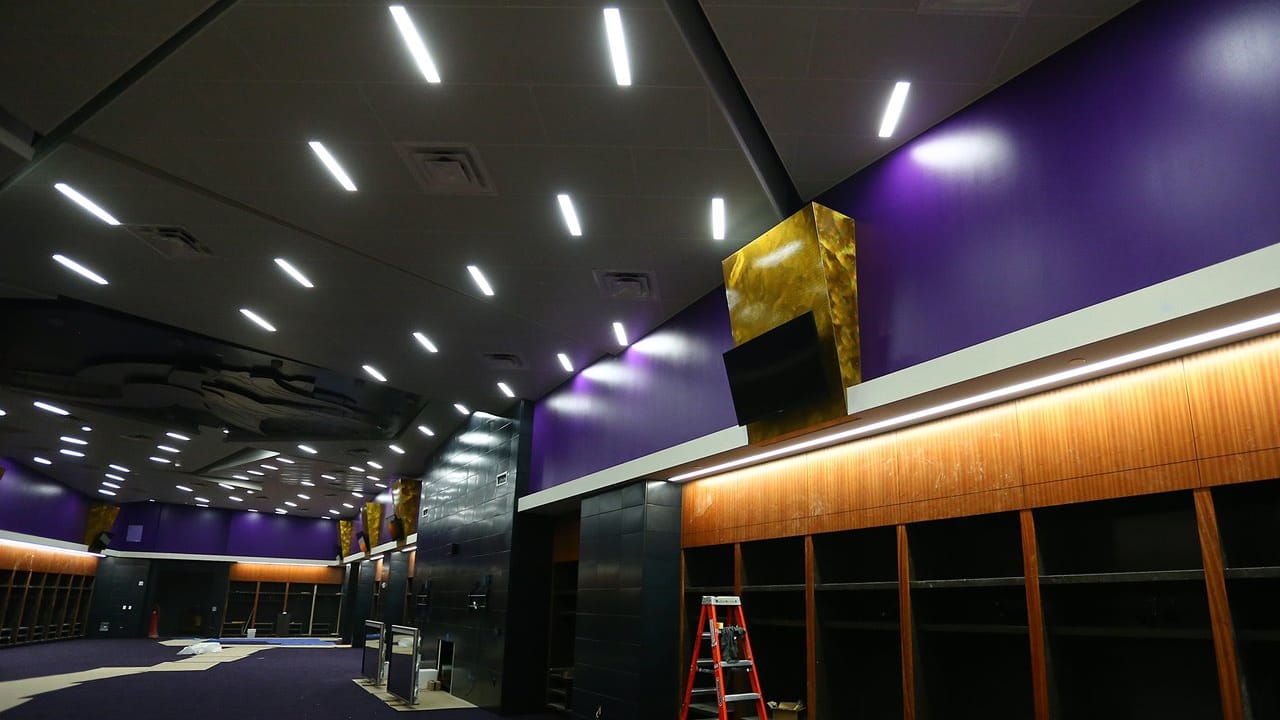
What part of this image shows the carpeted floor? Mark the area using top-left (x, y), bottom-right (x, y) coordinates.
top-left (0, 640), bottom-right (563, 720)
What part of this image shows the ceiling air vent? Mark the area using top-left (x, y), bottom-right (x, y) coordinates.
top-left (594, 270), bottom-right (657, 301)
top-left (126, 225), bottom-right (212, 260)
top-left (917, 0), bottom-right (1028, 14)
top-left (481, 352), bottom-right (524, 371)
top-left (396, 142), bottom-right (496, 195)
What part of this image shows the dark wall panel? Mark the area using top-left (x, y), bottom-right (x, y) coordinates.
top-left (87, 556), bottom-right (151, 638)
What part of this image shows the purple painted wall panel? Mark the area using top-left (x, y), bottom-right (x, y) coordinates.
top-left (111, 502), bottom-right (334, 560)
top-left (226, 512), bottom-right (335, 560)
top-left (529, 290), bottom-right (738, 492)
top-left (0, 457), bottom-right (91, 544)
top-left (818, 0), bottom-right (1280, 377)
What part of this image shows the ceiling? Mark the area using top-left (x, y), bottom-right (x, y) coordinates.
top-left (0, 0), bottom-right (1140, 517)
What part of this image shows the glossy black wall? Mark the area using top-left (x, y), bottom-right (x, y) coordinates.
top-left (382, 551), bottom-right (410, 626)
top-left (574, 480), bottom-right (682, 720)
top-left (87, 556), bottom-right (151, 638)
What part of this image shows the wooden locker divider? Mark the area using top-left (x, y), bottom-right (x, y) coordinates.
top-left (1192, 489), bottom-right (1245, 720)
top-left (897, 525), bottom-right (916, 720)
top-left (733, 543), bottom-right (743, 595)
top-left (1019, 510), bottom-right (1051, 720)
top-left (804, 535), bottom-right (817, 718)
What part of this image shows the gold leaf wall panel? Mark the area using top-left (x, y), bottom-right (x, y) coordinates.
top-left (339, 519), bottom-right (354, 557)
top-left (83, 502), bottom-right (120, 547)
top-left (394, 479), bottom-right (421, 536)
top-left (363, 502), bottom-right (382, 549)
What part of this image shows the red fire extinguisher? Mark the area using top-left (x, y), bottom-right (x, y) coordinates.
top-left (148, 607), bottom-right (159, 639)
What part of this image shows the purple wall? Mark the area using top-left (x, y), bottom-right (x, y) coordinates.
top-left (111, 502), bottom-right (336, 560)
top-left (530, 290), bottom-right (738, 492)
top-left (0, 457), bottom-right (92, 544)
top-left (819, 0), bottom-right (1280, 377)
top-left (527, 0), bottom-right (1280, 492)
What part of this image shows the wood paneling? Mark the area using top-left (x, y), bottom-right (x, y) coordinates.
top-left (0, 544), bottom-right (98, 575)
top-left (804, 536), bottom-right (817, 717)
top-left (1022, 462), bottom-right (1202, 509)
top-left (1198, 448), bottom-right (1280, 487)
top-left (1020, 511), bottom-right (1051, 720)
top-left (806, 432), bottom-right (898, 517)
top-left (1184, 334), bottom-right (1280, 457)
top-left (1193, 489), bottom-right (1245, 720)
top-left (895, 403), bottom-right (1024, 502)
top-left (897, 525), bottom-right (916, 720)
top-left (229, 562), bottom-right (342, 584)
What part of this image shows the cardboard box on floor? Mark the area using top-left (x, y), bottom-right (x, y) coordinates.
top-left (768, 700), bottom-right (805, 720)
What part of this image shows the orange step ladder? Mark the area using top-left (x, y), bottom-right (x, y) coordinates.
top-left (681, 596), bottom-right (769, 720)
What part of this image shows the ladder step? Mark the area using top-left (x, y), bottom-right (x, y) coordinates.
top-left (723, 692), bottom-right (762, 703)
top-left (696, 659), bottom-right (754, 668)
top-left (690, 688), bottom-right (719, 696)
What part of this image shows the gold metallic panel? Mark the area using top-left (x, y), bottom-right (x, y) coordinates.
top-left (83, 502), bottom-right (120, 547)
top-left (339, 519), bottom-right (354, 557)
top-left (394, 478), bottom-right (421, 536)
top-left (364, 502), bottom-right (383, 549)
top-left (722, 202), bottom-right (859, 443)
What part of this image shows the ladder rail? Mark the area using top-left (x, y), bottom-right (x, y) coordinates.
top-left (680, 596), bottom-right (769, 720)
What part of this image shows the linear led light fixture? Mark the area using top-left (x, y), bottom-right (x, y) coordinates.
top-left (0, 536), bottom-right (104, 558)
top-left (497, 382), bottom-right (515, 398)
top-left (298, 444), bottom-right (318, 455)
top-left (246, 470), bottom-right (264, 477)
top-left (602, 8), bottom-right (631, 86)
top-left (388, 5), bottom-right (441, 83)
top-left (218, 482), bottom-right (235, 490)
top-left (389, 444), bottom-right (406, 455)
top-left (307, 141), bottom-right (358, 192)
top-left (98, 489), bottom-right (117, 496)
top-left (166, 432), bottom-right (190, 441)
top-left (711, 198), bottom-right (726, 240)
top-left (53, 183), bottom-right (120, 225)
top-left (321, 474), bottom-right (337, 480)
top-left (466, 265), bottom-right (494, 296)
top-left (878, 81), bottom-right (911, 138)
top-left (81, 425), bottom-right (91, 432)
top-left (556, 194), bottom-right (582, 236)
top-left (557, 353), bottom-right (574, 372)
top-left (367, 460), bottom-right (383, 470)
top-left (156, 445), bottom-right (180, 453)
top-left (328, 509), bottom-right (340, 515)
top-left (301, 480), bottom-right (315, 487)
top-left (33, 456), bottom-right (52, 465)
top-left (297, 493), bottom-right (311, 500)
top-left (60, 436), bottom-right (88, 445)
top-left (52, 254), bottom-right (109, 285)
top-left (0, 408), bottom-right (6, 417)
top-left (102, 482), bottom-right (121, 490)
top-left (109, 464), bottom-right (130, 473)
top-left (413, 332), bottom-right (438, 353)
top-left (363, 364), bottom-right (387, 383)
top-left (274, 258), bottom-right (315, 288)
top-left (105, 474), bottom-right (126, 483)
top-left (612, 321), bottom-right (628, 347)
top-left (453, 403), bottom-right (470, 415)
top-left (277, 457), bottom-right (295, 464)
top-left (176, 485), bottom-right (193, 492)
top-left (418, 425), bottom-right (435, 437)
top-left (59, 448), bottom-right (84, 458)
top-left (150, 456), bottom-right (171, 464)
top-left (670, 309), bottom-right (1280, 484)
top-left (229, 496), bottom-right (244, 502)
top-left (239, 308), bottom-right (277, 332)
top-left (33, 401), bottom-right (69, 415)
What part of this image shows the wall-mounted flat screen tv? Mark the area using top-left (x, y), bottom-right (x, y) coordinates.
top-left (722, 311), bottom-right (832, 427)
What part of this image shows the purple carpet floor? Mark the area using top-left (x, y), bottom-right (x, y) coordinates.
top-left (2, 640), bottom-right (562, 720)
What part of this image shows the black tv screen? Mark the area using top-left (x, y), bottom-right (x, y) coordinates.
top-left (722, 312), bottom-right (832, 426)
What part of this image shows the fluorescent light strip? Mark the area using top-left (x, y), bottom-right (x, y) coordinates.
top-left (362, 365), bottom-right (387, 382)
top-left (233, 475), bottom-right (249, 481)
top-left (229, 496), bottom-right (244, 502)
top-left (389, 444), bottom-right (405, 455)
top-left (343, 503), bottom-right (355, 509)
top-left (466, 265), bottom-right (494, 296)
top-left (195, 497), bottom-right (210, 504)
top-left (176, 485), bottom-right (193, 492)
top-left (328, 509), bottom-right (340, 515)
top-left (33, 457), bottom-right (52, 465)
top-left (273, 258), bottom-right (314, 288)
top-left (248, 509), bottom-right (259, 513)
top-left (53, 183), bottom-right (120, 225)
top-left (150, 456), bottom-right (171, 464)
top-left (670, 310), bottom-right (1280, 483)
top-left (388, 5), bottom-right (442, 83)
top-left (59, 449), bottom-right (84, 458)
top-left (321, 474), bottom-right (337, 480)
top-left (307, 141), bottom-right (357, 192)
top-left (98, 489), bottom-right (116, 496)
top-left (556, 194), bottom-right (583, 236)
top-left (497, 382), bottom-right (515, 398)
top-left (557, 353), bottom-right (574, 372)
top-left (453, 403), bottom-right (469, 415)
top-left (602, 8), bottom-right (631, 86)
top-left (298, 444), bottom-right (318, 454)
top-left (878, 81), bottom-right (911, 138)
top-left (105, 474), bottom-right (126, 483)
top-left (284, 501), bottom-right (297, 507)
top-left (297, 494), bottom-right (310, 500)
top-left (275, 509), bottom-right (288, 514)
top-left (612, 321), bottom-right (628, 346)
top-left (352, 491), bottom-right (364, 498)
top-left (349, 466), bottom-right (365, 472)
top-left (413, 332), bottom-right (438, 353)
top-left (367, 461), bottom-right (383, 470)
top-left (166, 432), bottom-right (190, 441)
top-left (60, 436), bottom-right (88, 446)
top-left (239, 308), bottom-right (277, 332)
top-left (34, 401), bottom-right (69, 416)
top-left (109, 464), bottom-right (130, 473)
top-left (81, 425), bottom-right (91, 432)
top-left (277, 458), bottom-right (295, 464)
top-left (0, 537), bottom-right (102, 558)
top-left (247, 470), bottom-right (265, 477)
top-left (301, 480), bottom-right (315, 487)
top-left (711, 197), bottom-right (726, 241)
top-left (219, 482), bottom-right (235, 490)
top-left (102, 482), bottom-right (121, 490)
top-left (418, 425), bottom-right (435, 437)
top-left (0, 408), bottom-right (6, 417)
top-left (52, 254), bottom-right (108, 285)
top-left (157, 445), bottom-right (180, 453)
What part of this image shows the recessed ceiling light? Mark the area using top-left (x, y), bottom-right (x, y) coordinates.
top-left (261, 464), bottom-right (278, 471)
top-left (219, 482), bottom-right (235, 490)
top-left (613, 321), bottom-right (628, 346)
top-left (711, 197), bottom-right (726, 241)
top-left (454, 403), bottom-right (470, 415)
top-left (412, 332), bottom-right (439, 353)
top-left (165, 432), bottom-right (190, 441)
top-left (275, 508), bottom-right (288, 514)
top-left (351, 491), bottom-right (364, 498)
top-left (223, 428), bottom-right (231, 434)
top-left (156, 445), bottom-right (180, 454)
top-left (602, 8), bottom-right (632, 86)
top-left (556, 194), bottom-right (583, 236)
top-left (878, 81), bottom-right (911, 138)
top-left (60, 436), bottom-right (88, 446)
top-left (466, 265), bottom-right (494, 296)
top-left (52, 254), bottom-right (109, 285)
top-left (102, 482), bottom-right (121, 490)
top-left (176, 485), bottom-right (193, 492)
top-left (557, 353), bottom-right (574, 372)
top-left (417, 425), bottom-right (435, 437)
top-left (273, 258), bottom-right (315, 288)
top-left (239, 308), bottom-right (277, 332)
top-left (497, 382), bottom-right (515, 398)
top-left (229, 496), bottom-right (244, 502)
top-left (366, 475), bottom-right (379, 482)
top-left (362, 365), bottom-right (387, 383)
top-left (298, 444), bottom-right (318, 454)
top-left (328, 509), bottom-right (340, 515)
top-left (349, 466), bottom-right (365, 472)
top-left (389, 444), bottom-right (405, 455)
top-left (284, 501), bottom-right (298, 507)
top-left (33, 401), bottom-right (69, 416)
top-left (297, 493), bottom-right (310, 500)
top-left (108, 464), bottom-right (130, 473)
top-left (367, 461), bottom-right (383, 470)
top-left (33, 456), bottom-right (52, 465)
top-left (277, 457), bottom-right (295, 464)
top-left (105, 474), bottom-right (126, 483)
top-left (321, 474), bottom-right (336, 481)
top-left (388, 5), bottom-right (442, 84)
top-left (98, 489), bottom-right (117, 496)
top-left (53, 183), bottom-right (120, 225)
top-left (81, 425), bottom-right (92, 432)
top-left (59, 448), bottom-right (85, 458)
top-left (248, 508), bottom-right (259, 513)
top-left (150, 456), bottom-right (171, 464)
top-left (301, 480), bottom-right (315, 487)
top-left (232, 475), bottom-right (249, 481)
top-left (0, 408), bottom-right (6, 417)
top-left (307, 141), bottom-right (358, 192)
top-left (195, 497), bottom-right (210, 503)
top-left (246, 489), bottom-right (256, 494)
top-left (247, 470), bottom-right (265, 477)
top-left (375, 482), bottom-right (388, 489)
top-left (343, 502), bottom-right (355, 509)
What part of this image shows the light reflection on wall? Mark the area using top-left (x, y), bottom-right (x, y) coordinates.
top-left (910, 127), bottom-right (1014, 179)
top-left (631, 330), bottom-right (714, 364)
top-left (1196, 3), bottom-right (1280, 91)
top-left (457, 431), bottom-right (500, 447)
